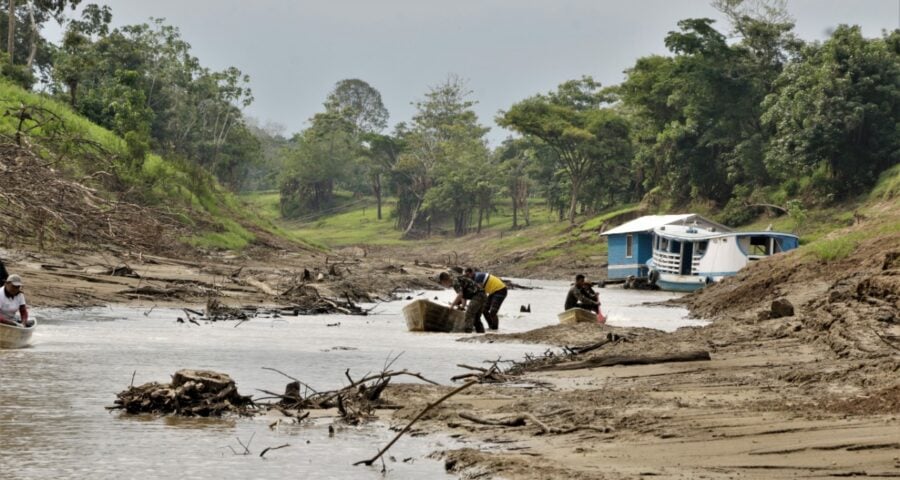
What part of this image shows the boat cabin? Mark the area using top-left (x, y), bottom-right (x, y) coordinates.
top-left (602, 214), bottom-right (798, 291)
top-left (602, 214), bottom-right (729, 281)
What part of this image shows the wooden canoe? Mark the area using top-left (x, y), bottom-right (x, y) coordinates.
top-left (402, 299), bottom-right (467, 333)
top-left (0, 319), bottom-right (36, 349)
top-left (557, 308), bottom-right (597, 325)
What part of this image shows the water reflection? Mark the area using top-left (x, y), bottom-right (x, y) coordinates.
top-left (0, 282), bottom-right (697, 479)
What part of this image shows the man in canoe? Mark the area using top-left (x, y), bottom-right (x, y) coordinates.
top-left (565, 274), bottom-right (600, 313)
top-left (0, 274), bottom-right (30, 327)
top-left (439, 269), bottom-right (486, 333)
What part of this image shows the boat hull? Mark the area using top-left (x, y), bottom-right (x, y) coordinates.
top-left (402, 299), bottom-right (467, 333)
top-left (655, 273), bottom-right (709, 292)
top-left (0, 320), bottom-right (35, 349)
top-left (557, 308), bottom-right (597, 325)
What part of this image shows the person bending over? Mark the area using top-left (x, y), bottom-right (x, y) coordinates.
top-left (438, 270), bottom-right (486, 333)
top-left (473, 271), bottom-right (507, 331)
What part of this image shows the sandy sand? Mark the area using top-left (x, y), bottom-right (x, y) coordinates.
top-left (7, 219), bottom-right (899, 479)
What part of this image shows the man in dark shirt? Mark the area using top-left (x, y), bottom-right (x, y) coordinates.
top-left (565, 274), bottom-right (600, 312)
top-left (439, 270), bottom-right (486, 333)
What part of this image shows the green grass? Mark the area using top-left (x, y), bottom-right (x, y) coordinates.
top-left (0, 78), bottom-right (315, 252)
top-left (802, 213), bottom-right (900, 262)
top-left (871, 164), bottom-right (900, 201)
top-left (270, 196), bottom-right (408, 247)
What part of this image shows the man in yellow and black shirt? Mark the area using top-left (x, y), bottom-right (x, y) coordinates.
top-left (473, 270), bottom-right (507, 331)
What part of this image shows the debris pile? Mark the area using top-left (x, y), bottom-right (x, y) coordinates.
top-left (277, 283), bottom-right (367, 315)
top-left (108, 369), bottom-right (255, 416)
top-left (0, 142), bottom-right (186, 254)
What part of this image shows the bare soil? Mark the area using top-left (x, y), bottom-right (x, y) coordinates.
top-left (7, 141), bottom-right (898, 478)
top-left (376, 207), bottom-right (900, 479)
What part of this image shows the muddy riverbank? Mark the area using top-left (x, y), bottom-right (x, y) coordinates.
top-left (380, 229), bottom-right (900, 479)
top-left (4, 221), bottom-right (899, 479)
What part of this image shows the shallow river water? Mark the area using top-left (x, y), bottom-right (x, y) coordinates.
top-left (0, 280), bottom-right (700, 479)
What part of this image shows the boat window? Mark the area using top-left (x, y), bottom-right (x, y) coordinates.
top-left (658, 237), bottom-right (669, 251)
top-left (696, 240), bottom-right (708, 255)
top-left (626, 234), bottom-right (633, 258)
top-left (773, 238), bottom-right (783, 253)
top-left (749, 236), bottom-right (772, 256)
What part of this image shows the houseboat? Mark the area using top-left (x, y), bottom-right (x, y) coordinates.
top-left (602, 214), bottom-right (799, 292)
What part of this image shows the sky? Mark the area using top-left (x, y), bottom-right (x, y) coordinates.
top-left (43, 0), bottom-right (900, 144)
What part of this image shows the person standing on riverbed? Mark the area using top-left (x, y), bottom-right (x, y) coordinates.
top-left (0, 274), bottom-right (30, 327)
top-left (438, 270), bottom-right (486, 333)
top-left (473, 271), bottom-right (507, 331)
top-left (565, 274), bottom-right (600, 313)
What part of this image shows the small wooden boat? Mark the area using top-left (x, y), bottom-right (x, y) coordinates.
top-left (0, 319), bottom-right (36, 349)
top-left (557, 308), bottom-right (597, 325)
top-left (402, 299), bottom-right (466, 332)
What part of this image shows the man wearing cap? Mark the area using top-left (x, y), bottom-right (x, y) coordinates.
top-left (0, 274), bottom-right (29, 327)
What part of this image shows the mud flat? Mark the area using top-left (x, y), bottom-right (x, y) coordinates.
top-left (382, 233), bottom-right (900, 479)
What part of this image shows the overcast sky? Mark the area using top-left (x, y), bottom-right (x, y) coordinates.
top-left (44, 0), bottom-right (900, 144)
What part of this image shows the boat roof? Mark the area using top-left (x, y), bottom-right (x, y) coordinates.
top-left (602, 214), bottom-right (731, 236)
top-left (654, 224), bottom-right (799, 241)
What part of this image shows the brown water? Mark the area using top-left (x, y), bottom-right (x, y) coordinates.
top-left (0, 281), bottom-right (692, 479)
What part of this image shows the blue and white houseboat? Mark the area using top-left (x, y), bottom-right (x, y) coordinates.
top-left (602, 214), bottom-right (799, 292)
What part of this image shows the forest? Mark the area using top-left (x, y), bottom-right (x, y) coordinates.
top-left (3, 1), bottom-right (897, 240)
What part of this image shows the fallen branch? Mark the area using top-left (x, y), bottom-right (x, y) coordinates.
top-left (457, 411), bottom-right (610, 435)
top-left (354, 380), bottom-right (478, 467)
top-left (259, 444), bottom-right (290, 458)
top-left (533, 350), bottom-right (711, 372)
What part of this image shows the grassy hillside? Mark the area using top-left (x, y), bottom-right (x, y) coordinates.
top-left (241, 163), bottom-right (899, 277)
top-left (0, 79), bottom-right (310, 252)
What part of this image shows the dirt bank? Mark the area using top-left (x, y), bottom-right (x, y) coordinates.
top-left (8, 245), bottom-right (444, 310)
top-left (374, 209), bottom-right (900, 479)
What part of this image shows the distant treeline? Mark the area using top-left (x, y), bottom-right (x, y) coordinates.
top-left (5, 1), bottom-right (897, 237)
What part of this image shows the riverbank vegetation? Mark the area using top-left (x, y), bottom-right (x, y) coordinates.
top-left (0, 1), bottom-right (894, 267)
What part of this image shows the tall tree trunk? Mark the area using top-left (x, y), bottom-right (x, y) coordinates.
top-left (7, 0), bottom-right (15, 64)
top-left (568, 178), bottom-right (581, 224)
top-left (402, 199), bottom-right (423, 237)
top-left (373, 174), bottom-right (382, 220)
top-left (25, 1), bottom-right (35, 68)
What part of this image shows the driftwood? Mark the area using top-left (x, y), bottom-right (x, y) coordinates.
top-left (533, 350), bottom-right (711, 372)
top-left (354, 380), bottom-right (478, 467)
top-left (107, 369), bottom-right (255, 416)
top-left (450, 363), bottom-right (509, 383)
top-left (245, 277), bottom-right (278, 296)
top-left (456, 411), bottom-right (611, 435)
top-left (258, 366), bottom-right (438, 425)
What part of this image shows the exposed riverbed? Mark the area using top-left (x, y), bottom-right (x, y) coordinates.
top-left (0, 281), bottom-right (697, 479)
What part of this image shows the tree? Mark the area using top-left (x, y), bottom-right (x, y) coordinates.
top-left (496, 137), bottom-right (535, 229)
top-left (499, 76), bottom-right (630, 224)
top-left (51, 16), bottom-right (256, 181)
top-left (397, 75), bottom-right (490, 237)
top-left (323, 79), bottom-right (391, 217)
top-left (279, 112), bottom-right (356, 216)
top-left (324, 78), bottom-right (388, 135)
top-left (762, 26), bottom-right (900, 197)
top-left (362, 131), bottom-right (402, 220)
top-left (617, 16), bottom-right (798, 206)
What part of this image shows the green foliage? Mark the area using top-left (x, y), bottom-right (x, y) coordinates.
top-left (51, 16), bottom-right (258, 188)
top-left (394, 75), bottom-right (492, 236)
top-left (809, 236), bottom-right (859, 262)
top-left (499, 76), bottom-right (631, 224)
top-left (870, 164), bottom-right (900, 201)
top-left (762, 26), bottom-right (900, 198)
